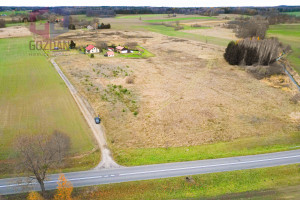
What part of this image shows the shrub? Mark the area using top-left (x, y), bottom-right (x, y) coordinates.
top-left (174, 26), bottom-right (184, 31)
top-left (98, 23), bottom-right (111, 29)
top-left (126, 76), bottom-right (134, 84)
top-left (224, 41), bottom-right (244, 65)
top-left (191, 24), bottom-right (202, 27)
top-left (69, 40), bottom-right (76, 49)
top-left (68, 24), bottom-right (76, 30)
top-left (290, 93), bottom-right (300, 104)
top-left (90, 53), bottom-right (94, 58)
top-left (245, 63), bottom-right (284, 79)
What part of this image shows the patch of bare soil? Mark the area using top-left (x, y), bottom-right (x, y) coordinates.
top-left (0, 26), bottom-right (31, 38)
top-left (55, 29), bottom-right (300, 149)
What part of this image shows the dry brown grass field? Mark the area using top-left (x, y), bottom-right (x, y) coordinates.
top-left (54, 26), bottom-right (300, 156)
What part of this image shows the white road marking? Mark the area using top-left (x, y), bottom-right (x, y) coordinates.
top-left (1, 154), bottom-right (300, 188)
top-left (119, 154), bottom-right (300, 176)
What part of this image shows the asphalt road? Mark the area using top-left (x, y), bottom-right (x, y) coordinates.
top-left (1, 149), bottom-right (300, 195)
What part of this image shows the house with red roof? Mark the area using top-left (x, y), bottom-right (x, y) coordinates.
top-left (85, 45), bottom-right (100, 54)
top-left (105, 51), bottom-right (114, 57)
top-left (115, 46), bottom-right (124, 52)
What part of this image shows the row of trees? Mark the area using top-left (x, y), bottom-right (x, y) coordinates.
top-left (98, 23), bottom-right (111, 29)
top-left (226, 16), bottom-right (269, 39)
top-left (226, 13), bottom-right (300, 40)
top-left (224, 38), bottom-right (290, 79)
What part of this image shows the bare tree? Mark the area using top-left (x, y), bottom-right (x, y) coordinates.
top-left (0, 19), bottom-right (5, 28)
top-left (125, 42), bottom-right (138, 49)
top-left (96, 41), bottom-right (108, 51)
top-left (15, 131), bottom-right (70, 196)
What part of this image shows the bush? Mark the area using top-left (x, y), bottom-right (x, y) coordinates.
top-left (68, 24), bottom-right (76, 30)
top-left (174, 26), bottom-right (184, 31)
top-left (290, 93), bottom-right (300, 104)
top-left (245, 63), bottom-right (284, 79)
top-left (224, 41), bottom-right (245, 65)
top-left (69, 40), bottom-right (76, 49)
top-left (90, 53), bottom-right (94, 58)
top-left (191, 24), bottom-right (202, 27)
top-left (98, 23), bottom-right (111, 29)
top-left (126, 76), bottom-right (134, 84)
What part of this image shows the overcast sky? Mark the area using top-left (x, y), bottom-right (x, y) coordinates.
top-left (1, 0), bottom-right (299, 7)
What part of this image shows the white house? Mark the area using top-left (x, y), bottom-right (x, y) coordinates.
top-left (85, 45), bottom-right (100, 54)
top-left (87, 25), bottom-right (94, 30)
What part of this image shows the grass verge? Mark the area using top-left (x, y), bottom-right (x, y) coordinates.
top-left (112, 133), bottom-right (300, 166)
top-left (5, 164), bottom-right (300, 199)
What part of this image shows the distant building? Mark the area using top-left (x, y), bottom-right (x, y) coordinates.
top-left (85, 45), bottom-right (99, 54)
top-left (120, 48), bottom-right (133, 54)
top-left (115, 46), bottom-right (124, 52)
top-left (105, 51), bottom-right (114, 57)
top-left (107, 47), bottom-right (114, 51)
top-left (87, 25), bottom-right (94, 30)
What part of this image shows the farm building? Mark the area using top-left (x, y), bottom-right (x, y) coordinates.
top-left (120, 48), bottom-right (133, 54)
top-left (86, 45), bottom-right (99, 54)
top-left (87, 25), bottom-right (94, 30)
top-left (116, 46), bottom-right (124, 52)
top-left (105, 51), bottom-right (114, 57)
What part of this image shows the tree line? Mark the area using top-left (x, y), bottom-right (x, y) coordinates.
top-left (224, 38), bottom-right (291, 79)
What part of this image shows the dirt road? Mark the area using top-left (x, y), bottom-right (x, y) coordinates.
top-left (50, 58), bottom-right (120, 169)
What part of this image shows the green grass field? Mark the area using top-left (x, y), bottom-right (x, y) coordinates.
top-left (0, 10), bottom-right (30, 16)
top-left (141, 25), bottom-right (229, 46)
top-left (116, 14), bottom-right (167, 19)
top-left (0, 37), bottom-right (97, 175)
top-left (6, 164), bottom-right (300, 199)
top-left (181, 24), bottom-right (211, 30)
top-left (282, 11), bottom-right (300, 16)
top-left (70, 14), bottom-right (94, 21)
top-left (145, 16), bottom-right (216, 23)
top-left (267, 24), bottom-right (300, 73)
top-left (117, 46), bottom-right (155, 58)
